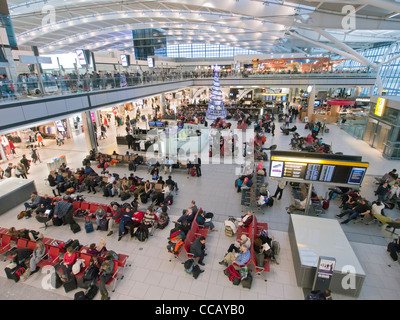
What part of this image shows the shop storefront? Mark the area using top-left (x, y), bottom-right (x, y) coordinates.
top-left (364, 96), bottom-right (400, 160)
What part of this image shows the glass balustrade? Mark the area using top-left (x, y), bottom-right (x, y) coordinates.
top-left (0, 70), bottom-right (377, 104)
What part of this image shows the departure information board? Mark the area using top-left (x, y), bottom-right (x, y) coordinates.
top-left (269, 151), bottom-right (369, 186)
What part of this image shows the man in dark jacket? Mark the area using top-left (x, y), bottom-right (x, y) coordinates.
top-left (376, 182), bottom-right (390, 202)
top-left (190, 236), bottom-right (206, 266)
top-left (53, 200), bottom-right (74, 225)
top-left (11, 248), bottom-right (33, 267)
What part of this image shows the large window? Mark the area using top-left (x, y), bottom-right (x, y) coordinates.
top-left (337, 42), bottom-right (400, 96)
top-left (155, 43), bottom-right (262, 58)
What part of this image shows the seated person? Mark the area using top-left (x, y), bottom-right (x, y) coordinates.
top-left (196, 210), bottom-right (217, 232)
top-left (94, 206), bottom-right (107, 230)
top-left (167, 234), bottom-right (184, 254)
top-left (166, 175), bottom-right (179, 193)
top-left (29, 241), bottom-right (46, 274)
top-left (219, 245), bottom-right (250, 267)
top-left (238, 211), bottom-right (253, 228)
top-left (24, 192), bottom-right (42, 218)
top-left (336, 199), bottom-right (371, 224)
top-left (226, 235), bottom-right (251, 254)
top-left (286, 198), bottom-right (307, 214)
top-left (35, 194), bottom-right (52, 214)
top-left (182, 200), bottom-right (197, 216)
top-left (141, 208), bottom-right (157, 230)
top-left (126, 209), bottom-right (145, 240)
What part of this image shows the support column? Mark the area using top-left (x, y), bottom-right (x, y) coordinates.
top-left (160, 93), bottom-right (166, 115)
top-left (307, 85), bottom-right (315, 121)
top-left (81, 111), bottom-right (98, 152)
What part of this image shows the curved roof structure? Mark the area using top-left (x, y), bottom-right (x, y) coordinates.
top-left (7, 0), bottom-right (400, 58)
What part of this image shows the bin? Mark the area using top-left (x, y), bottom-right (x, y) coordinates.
top-left (60, 155), bottom-right (67, 166)
top-left (53, 157), bottom-right (61, 168)
top-left (47, 162), bottom-right (57, 172)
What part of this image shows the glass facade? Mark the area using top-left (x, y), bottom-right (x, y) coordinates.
top-left (154, 43), bottom-right (261, 58)
top-left (337, 42), bottom-right (400, 96)
top-left (132, 29), bottom-right (167, 60)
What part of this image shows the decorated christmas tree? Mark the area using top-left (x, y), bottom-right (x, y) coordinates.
top-left (206, 65), bottom-right (227, 120)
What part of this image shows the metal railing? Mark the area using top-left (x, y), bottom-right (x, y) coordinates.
top-left (0, 70), bottom-right (377, 104)
top-left (383, 141), bottom-right (400, 160)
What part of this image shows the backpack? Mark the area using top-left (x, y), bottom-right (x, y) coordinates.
top-left (271, 240), bottom-right (280, 256)
top-left (157, 213), bottom-right (169, 229)
top-left (137, 226), bottom-right (148, 242)
top-left (192, 265), bottom-right (202, 279)
top-left (184, 259), bottom-right (194, 274)
top-left (70, 222), bottom-right (81, 234)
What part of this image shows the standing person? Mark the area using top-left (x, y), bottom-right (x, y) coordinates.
top-left (271, 122), bottom-right (275, 137)
top-left (99, 256), bottom-right (115, 300)
top-left (36, 132), bottom-right (44, 147)
top-left (272, 179), bottom-right (287, 200)
top-left (4, 162), bottom-right (13, 178)
top-left (15, 162), bottom-right (27, 179)
top-left (52, 200), bottom-right (75, 226)
top-left (9, 140), bottom-right (16, 156)
top-left (194, 155), bottom-right (201, 177)
top-left (30, 145), bottom-right (41, 164)
top-left (20, 155), bottom-right (30, 173)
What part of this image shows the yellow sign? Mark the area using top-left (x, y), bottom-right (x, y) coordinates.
top-left (375, 98), bottom-right (386, 117)
top-left (270, 156), bottom-right (369, 168)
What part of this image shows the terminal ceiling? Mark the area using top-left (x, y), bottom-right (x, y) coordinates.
top-left (7, 0), bottom-right (400, 62)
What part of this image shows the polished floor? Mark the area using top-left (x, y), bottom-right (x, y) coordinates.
top-left (0, 104), bottom-right (399, 300)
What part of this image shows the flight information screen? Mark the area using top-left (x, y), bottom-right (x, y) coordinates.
top-left (269, 152), bottom-right (368, 186)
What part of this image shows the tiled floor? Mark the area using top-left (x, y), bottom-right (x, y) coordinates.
top-left (0, 104), bottom-right (399, 300)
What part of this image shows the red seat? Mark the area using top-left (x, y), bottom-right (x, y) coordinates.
top-left (17, 238), bottom-right (28, 249)
top-left (72, 201), bottom-right (81, 211)
top-left (27, 240), bottom-right (37, 251)
top-left (0, 234), bottom-right (12, 256)
top-left (183, 230), bottom-right (196, 258)
top-left (37, 245), bottom-right (60, 267)
top-left (74, 253), bottom-right (93, 279)
top-left (80, 202), bottom-right (90, 211)
top-left (89, 203), bottom-right (99, 214)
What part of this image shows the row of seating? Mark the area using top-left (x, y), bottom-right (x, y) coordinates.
top-left (233, 216), bottom-right (270, 276)
top-left (169, 208), bottom-right (209, 261)
top-left (0, 227), bottom-right (130, 293)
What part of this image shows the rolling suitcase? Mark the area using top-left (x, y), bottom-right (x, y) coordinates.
top-left (99, 218), bottom-right (109, 231)
top-left (241, 273), bottom-right (253, 289)
top-left (84, 218), bottom-right (94, 233)
top-left (71, 222), bottom-right (81, 234)
top-left (63, 276), bottom-right (77, 293)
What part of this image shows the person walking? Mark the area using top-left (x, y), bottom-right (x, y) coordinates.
top-left (272, 179), bottom-right (287, 200)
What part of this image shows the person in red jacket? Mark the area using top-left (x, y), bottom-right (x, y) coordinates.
top-left (127, 210), bottom-right (145, 239)
top-left (61, 246), bottom-right (76, 281)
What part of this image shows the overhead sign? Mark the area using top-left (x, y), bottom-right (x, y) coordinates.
top-left (269, 151), bottom-right (369, 186)
top-left (19, 55), bottom-right (52, 64)
top-left (76, 49), bottom-right (88, 65)
top-left (375, 97), bottom-right (386, 117)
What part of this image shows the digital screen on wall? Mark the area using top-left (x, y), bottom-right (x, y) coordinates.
top-left (121, 54), bottom-right (130, 67)
top-left (269, 151), bottom-right (369, 186)
top-left (55, 120), bottom-right (65, 132)
top-left (76, 49), bottom-right (88, 65)
top-left (147, 57), bottom-right (154, 68)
